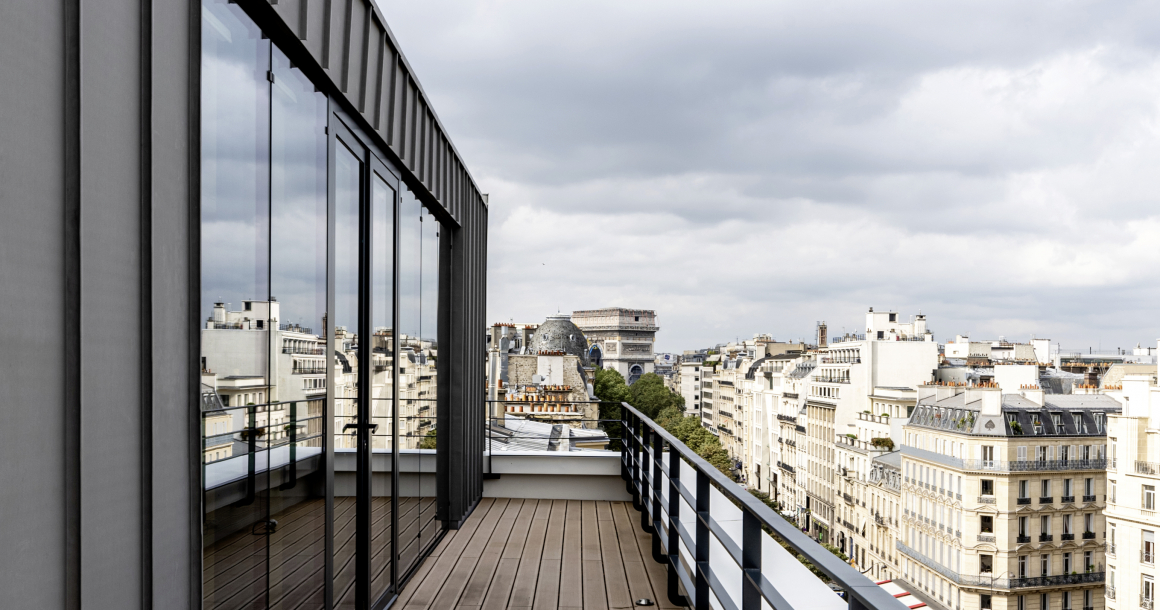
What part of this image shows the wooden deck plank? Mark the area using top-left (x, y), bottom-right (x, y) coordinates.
top-left (610, 503), bottom-right (662, 609)
top-left (480, 557), bottom-right (520, 610)
top-left (501, 500), bottom-right (539, 559)
top-left (532, 501), bottom-right (567, 610)
top-left (458, 500), bottom-right (523, 607)
top-left (426, 499), bottom-right (511, 610)
top-left (617, 502), bottom-right (682, 610)
top-left (558, 501), bottom-right (583, 607)
top-left (597, 505), bottom-right (633, 610)
top-left (581, 502), bottom-right (600, 561)
top-left (506, 501), bottom-right (550, 609)
top-left (581, 560), bottom-right (608, 610)
top-left (395, 498), bottom-right (498, 609)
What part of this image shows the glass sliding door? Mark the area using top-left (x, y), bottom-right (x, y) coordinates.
top-left (267, 45), bottom-right (329, 610)
top-left (417, 201), bottom-right (442, 553)
top-left (368, 164), bottom-right (397, 602)
top-left (396, 187), bottom-right (423, 576)
top-left (201, 2), bottom-right (446, 606)
top-left (396, 185), bottom-right (443, 578)
top-left (201, 0), bottom-right (271, 607)
top-left (332, 136), bottom-right (363, 609)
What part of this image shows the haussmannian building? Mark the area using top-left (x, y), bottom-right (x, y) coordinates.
top-left (900, 383), bottom-right (1118, 610)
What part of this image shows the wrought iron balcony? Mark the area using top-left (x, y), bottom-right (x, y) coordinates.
top-left (1083, 531), bottom-right (1096, 539)
top-left (1039, 496), bottom-right (1053, 504)
top-left (1016, 535), bottom-right (1031, 543)
top-left (1061, 495), bottom-right (1075, 503)
top-left (1061, 533), bottom-right (1075, 541)
top-left (1017, 497), bottom-right (1031, 505)
top-left (1039, 533), bottom-right (1053, 542)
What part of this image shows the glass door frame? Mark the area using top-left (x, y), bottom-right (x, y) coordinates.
top-left (330, 111), bottom-right (409, 610)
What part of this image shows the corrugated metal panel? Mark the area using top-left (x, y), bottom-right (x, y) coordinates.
top-left (254, 0), bottom-right (484, 226)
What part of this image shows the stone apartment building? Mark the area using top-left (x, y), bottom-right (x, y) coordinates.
top-left (1104, 357), bottom-right (1160, 610)
top-left (900, 383), bottom-right (1118, 610)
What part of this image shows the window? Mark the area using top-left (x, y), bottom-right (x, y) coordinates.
top-left (1041, 479), bottom-right (1051, 498)
top-left (1017, 595), bottom-right (1025, 610)
top-left (1146, 531), bottom-right (1156, 564)
top-left (1095, 412), bottom-right (1105, 432)
top-left (1019, 516), bottom-right (1029, 537)
top-left (1084, 477), bottom-right (1093, 497)
top-left (1040, 554), bottom-right (1049, 576)
top-left (981, 445), bottom-right (995, 468)
top-left (1146, 485), bottom-right (1156, 511)
top-left (981, 479), bottom-right (994, 496)
top-left (1084, 550), bottom-right (1092, 571)
top-left (1018, 480), bottom-right (1028, 498)
top-left (1018, 555), bottom-right (1027, 578)
top-left (980, 594), bottom-right (991, 609)
top-left (1037, 445), bottom-right (1047, 462)
top-left (1041, 515), bottom-right (1051, 538)
top-left (1111, 479), bottom-right (1117, 503)
top-left (1145, 575), bottom-right (1155, 602)
top-left (980, 554), bottom-right (993, 574)
top-left (1017, 446), bottom-right (1027, 461)
top-left (1062, 552), bottom-right (1071, 573)
top-left (1063, 514), bottom-right (1072, 535)
top-left (981, 516), bottom-right (994, 533)
top-left (1063, 478), bottom-right (1072, 497)
top-left (1061, 590), bottom-right (1071, 610)
top-left (1052, 412), bottom-right (1062, 429)
top-left (1084, 513), bottom-right (1093, 534)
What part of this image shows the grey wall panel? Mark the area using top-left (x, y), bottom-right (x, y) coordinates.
top-left (79, 0), bottom-right (143, 605)
top-left (0, 0), bottom-right (67, 606)
top-left (151, 0), bottom-right (194, 606)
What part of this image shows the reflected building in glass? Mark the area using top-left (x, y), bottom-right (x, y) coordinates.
top-left (0, 0), bottom-right (486, 606)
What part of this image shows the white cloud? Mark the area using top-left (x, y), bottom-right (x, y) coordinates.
top-left (379, 0), bottom-right (1160, 351)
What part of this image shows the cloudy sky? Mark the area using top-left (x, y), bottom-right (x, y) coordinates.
top-left (378, 0), bottom-right (1160, 354)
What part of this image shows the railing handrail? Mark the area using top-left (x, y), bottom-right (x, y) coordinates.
top-left (619, 402), bottom-right (904, 610)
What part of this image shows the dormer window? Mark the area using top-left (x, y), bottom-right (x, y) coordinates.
top-left (1051, 413), bottom-right (1063, 431)
top-left (1072, 412), bottom-right (1086, 433)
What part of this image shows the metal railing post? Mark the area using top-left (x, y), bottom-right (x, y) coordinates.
top-left (641, 421), bottom-right (654, 533)
top-left (667, 442), bottom-right (686, 606)
top-left (694, 469), bottom-right (710, 610)
top-left (652, 432), bottom-right (664, 562)
top-left (742, 509), bottom-right (761, 610)
top-left (631, 412), bottom-right (641, 509)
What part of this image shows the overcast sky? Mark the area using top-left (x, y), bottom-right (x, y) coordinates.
top-left (378, 0), bottom-right (1160, 354)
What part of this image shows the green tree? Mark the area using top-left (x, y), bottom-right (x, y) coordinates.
top-left (418, 428), bottom-right (437, 449)
top-left (627, 372), bottom-right (681, 419)
top-left (593, 368), bottom-right (630, 404)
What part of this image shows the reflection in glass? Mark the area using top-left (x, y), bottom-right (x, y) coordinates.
top-left (418, 205), bottom-right (440, 547)
top-left (396, 187), bottom-right (423, 575)
top-left (267, 45), bottom-right (328, 609)
top-left (370, 172), bottom-right (396, 600)
top-left (332, 142), bottom-right (362, 607)
top-left (396, 185), bottom-right (442, 575)
top-left (200, 0), bottom-right (271, 607)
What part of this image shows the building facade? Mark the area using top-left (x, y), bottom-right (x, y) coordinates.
top-left (1, 0), bottom-right (489, 607)
top-left (900, 385), bottom-right (1117, 610)
top-left (572, 307), bottom-right (658, 383)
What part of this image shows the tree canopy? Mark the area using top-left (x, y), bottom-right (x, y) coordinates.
top-left (593, 368), bottom-right (630, 405)
top-left (627, 372), bottom-right (683, 419)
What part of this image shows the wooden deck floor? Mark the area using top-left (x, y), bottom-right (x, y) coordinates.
top-left (395, 498), bottom-right (687, 610)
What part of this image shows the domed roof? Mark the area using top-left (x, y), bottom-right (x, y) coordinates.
top-left (531, 315), bottom-right (589, 365)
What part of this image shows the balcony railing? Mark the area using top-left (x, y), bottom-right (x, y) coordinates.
top-left (1106, 585), bottom-right (1115, 600)
top-left (1061, 533), bottom-right (1075, 541)
top-left (978, 496), bottom-right (996, 504)
top-left (1039, 534), bottom-right (1053, 542)
top-left (1017, 497), bottom-right (1031, 505)
top-left (621, 403), bottom-right (906, 610)
top-left (903, 447), bottom-right (1107, 472)
top-left (1083, 531), bottom-right (1096, 539)
top-left (1016, 535), bottom-right (1031, 543)
top-left (1138, 461), bottom-right (1160, 475)
top-left (1143, 550), bottom-right (1155, 565)
top-left (1040, 496), bottom-right (1053, 504)
top-left (1061, 495), bottom-right (1075, 503)
top-left (1143, 595), bottom-right (1154, 610)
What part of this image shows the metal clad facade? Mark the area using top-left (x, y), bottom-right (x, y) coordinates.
top-left (0, 0), bottom-right (485, 605)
